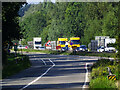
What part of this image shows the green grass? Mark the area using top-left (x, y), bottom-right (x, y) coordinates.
top-left (89, 76), bottom-right (117, 89)
top-left (90, 59), bottom-right (119, 89)
top-left (2, 53), bottom-right (31, 79)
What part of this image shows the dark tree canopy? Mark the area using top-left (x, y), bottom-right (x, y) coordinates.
top-left (2, 2), bottom-right (25, 43)
top-left (2, 2), bottom-right (25, 65)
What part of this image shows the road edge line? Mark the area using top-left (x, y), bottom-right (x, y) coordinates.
top-left (82, 63), bottom-right (89, 90)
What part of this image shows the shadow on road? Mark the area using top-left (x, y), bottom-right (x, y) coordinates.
top-left (2, 82), bottom-right (89, 89)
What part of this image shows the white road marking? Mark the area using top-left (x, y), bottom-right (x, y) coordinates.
top-left (82, 63), bottom-right (94, 89)
top-left (49, 59), bottom-right (55, 66)
top-left (20, 59), bottom-right (55, 90)
top-left (41, 59), bottom-right (47, 65)
top-left (82, 63), bottom-right (89, 89)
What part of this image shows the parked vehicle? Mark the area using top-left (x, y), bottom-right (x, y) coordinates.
top-left (104, 47), bottom-right (116, 52)
top-left (69, 37), bottom-right (80, 51)
top-left (97, 46), bottom-right (117, 52)
top-left (17, 45), bottom-right (28, 49)
top-left (79, 45), bottom-right (88, 51)
top-left (57, 38), bottom-right (68, 51)
top-left (33, 37), bottom-right (42, 49)
top-left (97, 46), bottom-right (105, 52)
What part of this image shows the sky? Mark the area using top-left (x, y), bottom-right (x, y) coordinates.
top-left (26, 0), bottom-right (55, 4)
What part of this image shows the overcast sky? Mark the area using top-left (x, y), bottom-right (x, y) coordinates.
top-left (26, 0), bottom-right (55, 4)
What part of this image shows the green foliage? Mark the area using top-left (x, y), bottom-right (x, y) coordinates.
top-left (91, 59), bottom-right (112, 68)
top-left (2, 2), bottom-right (25, 65)
top-left (2, 53), bottom-right (31, 79)
top-left (2, 2), bottom-right (25, 42)
top-left (90, 59), bottom-right (119, 88)
top-left (19, 2), bottom-right (119, 47)
top-left (91, 67), bottom-right (109, 79)
top-left (89, 76), bottom-right (117, 88)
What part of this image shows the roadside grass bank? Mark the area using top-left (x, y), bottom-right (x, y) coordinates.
top-left (2, 53), bottom-right (31, 79)
top-left (15, 49), bottom-right (116, 58)
top-left (89, 59), bottom-right (120, 89)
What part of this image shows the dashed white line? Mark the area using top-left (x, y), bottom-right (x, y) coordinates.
top-left (20, 59), bottom-right (55, 90)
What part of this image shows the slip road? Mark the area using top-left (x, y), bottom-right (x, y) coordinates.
top-left (2, 53), bottom-right (99, 89)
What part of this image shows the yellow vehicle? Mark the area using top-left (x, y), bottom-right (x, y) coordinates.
top-left (57, 38), bottom-right (68, 51)
top-left (69, 37), bottom-right (80, 50)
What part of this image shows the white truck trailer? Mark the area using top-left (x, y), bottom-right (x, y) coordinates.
top-left (33, 37), bottom-right (42, 49)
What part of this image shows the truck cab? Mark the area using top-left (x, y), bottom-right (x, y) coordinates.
top-left (57, 38), bottom-right (68, 51)
top-left (69, 37), bottom-right (80, 51)
top-left (33, 37), bottom-right (42, 49)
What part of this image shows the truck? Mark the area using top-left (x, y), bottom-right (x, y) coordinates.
top-left (96, 37), bottom-right (117, 52)
top-left (69, 37), bottom-right (80, 51)
top-left (33, 37), bottom-right (42, 49)
top-left (57, 38), bottom-right (68, 51)
top-left (104, 38), bottom-right (116, 52)
top-left (88, 40), bottom-right (98, 51)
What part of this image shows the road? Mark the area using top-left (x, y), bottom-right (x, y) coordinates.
top-left (1, 53), bottom-right (99, 90)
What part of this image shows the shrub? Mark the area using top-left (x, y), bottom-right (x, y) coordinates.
top-left (91, 59), bottom-right (113, 69)
top-left (91, 67), bottom-right (109, 79)
top-left (89, 76), bottom-right (117, 88)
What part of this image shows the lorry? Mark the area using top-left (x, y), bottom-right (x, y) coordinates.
top-left (57, 38), bottom-right (68, 51)
top-left (88, 40), bottom-right (98, 51)
top-left (96, 37), bottom-right (117, 52)
top-left (69, 37), bottom-right (80, 51)
top-left (104, 38), bottom-right (116, 52)
top-left (33, 37), bottom-right (42, 49)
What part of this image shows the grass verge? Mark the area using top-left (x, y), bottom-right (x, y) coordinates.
top-left (2, 53), bottom-right (31, 79)
top-left (89, 59), bottom-right (119, 89)
top-left (15, 49), bottom-right (116, 58)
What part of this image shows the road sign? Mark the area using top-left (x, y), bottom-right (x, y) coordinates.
top-left (107, 75), bottom-right (116, 81)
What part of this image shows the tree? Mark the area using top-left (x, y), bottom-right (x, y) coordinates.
top-left (2, 2), bottom-right (25, 65)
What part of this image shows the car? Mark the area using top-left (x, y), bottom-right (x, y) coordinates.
top-left (104, 47), bottom-right (116, 52)
top-left (97, 46), bottom-right (105, 52)
top-left (97, 46), bottom-right (117, 52)
top-left (61, 47), bottom-right (66, 51)
top-left (38, 46), bottom-right (45, 50)
top-left (17, 45), bottom-right (28, 49)
top-left (79, 45), bottom-right (88, 51)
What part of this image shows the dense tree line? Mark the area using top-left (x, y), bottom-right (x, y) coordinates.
top-left (19, 2), bottom-right (119, 46)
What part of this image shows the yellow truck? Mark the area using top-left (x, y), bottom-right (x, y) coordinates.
top-left (69, 37), bottom-right (80, 51)
top-left (57, 38), bottom-right (68, 51)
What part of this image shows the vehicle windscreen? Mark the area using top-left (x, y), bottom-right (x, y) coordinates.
top-left (71, 40), bottom-right (80, 44)
top-left (35, 41), bottom-right (41, 44)
top-left (59, 41), bottom-right (65, 45)
top-left (80, 46), bottom-right (86, 48)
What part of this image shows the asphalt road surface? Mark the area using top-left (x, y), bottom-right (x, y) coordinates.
top-left (1, 53), bottom-right (99, 90)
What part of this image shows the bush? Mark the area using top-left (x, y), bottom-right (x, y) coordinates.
top-left (89, 76), bottom-right (117, 88)
top-left (91, 67), bottom-right (109, 79)
top-left (91, 59), bottom-right (113, 69)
